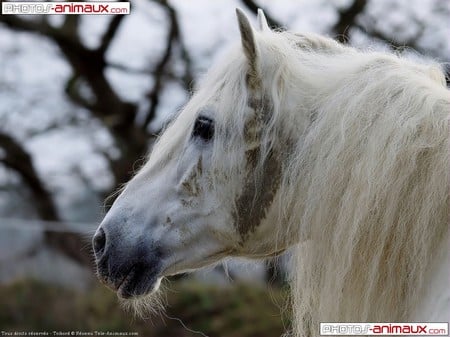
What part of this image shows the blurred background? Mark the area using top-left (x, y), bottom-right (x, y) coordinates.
top-left (0, 0), bottom-right (448, 336)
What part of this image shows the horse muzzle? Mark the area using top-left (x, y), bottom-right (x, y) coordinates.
top-left (92, 225), bottom-right (163, 299)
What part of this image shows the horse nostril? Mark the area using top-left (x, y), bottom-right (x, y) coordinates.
top-left (93, 227), bottom-right (106, 257)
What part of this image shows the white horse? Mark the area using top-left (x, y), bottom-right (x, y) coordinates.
top-left (93, 9), bottom-right (449, 336)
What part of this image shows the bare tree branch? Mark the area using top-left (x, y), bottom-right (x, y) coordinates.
top-left (0, 15), bottom-right (126, 119)
top-left (98, 14), bottom-right (126, 56)
top-left (0, 12), bottom-right (151, 262)
top-left (0, 133), bottom-right (59, 221)
top-left (0, 132), bottom-right (92, 265)
top-left (0, 12), bottom-right (149, 187)
top-left (65, 75), bottom-right (98, 111)
top-left (143, 1), bottom-right (178, 128)
top-left (143, 0), bottom-right (194, 129)
top-left (332, 0), bottom-right (368, 43)
top-left (60, 14), bottom-right (80, 38)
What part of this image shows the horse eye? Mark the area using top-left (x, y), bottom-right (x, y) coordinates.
top-left (192, 116), bottom-right (214, 142)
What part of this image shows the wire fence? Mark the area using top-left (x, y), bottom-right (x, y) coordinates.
top-left (0, 218), bottom-right (97, 233)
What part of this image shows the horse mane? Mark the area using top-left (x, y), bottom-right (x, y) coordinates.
top-left (152, 26), bottom-right (449, 336)
top-left (262, 32), bottom-right (449, 335)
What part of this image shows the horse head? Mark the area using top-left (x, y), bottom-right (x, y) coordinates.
top-left (92, 9), bottom-right (293, 300)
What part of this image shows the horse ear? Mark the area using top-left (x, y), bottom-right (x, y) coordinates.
top-left (257, 9), bottom-right (270, 32)
top-left (236, 8), bottom-right (259, 86)
top-left (236, 8), bottom-right (256, 61)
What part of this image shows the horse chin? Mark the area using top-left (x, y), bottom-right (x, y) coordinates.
top-left (116, 267), bottom-right (163, 300)
top-left (118, 277), bottom-right (165, 318)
